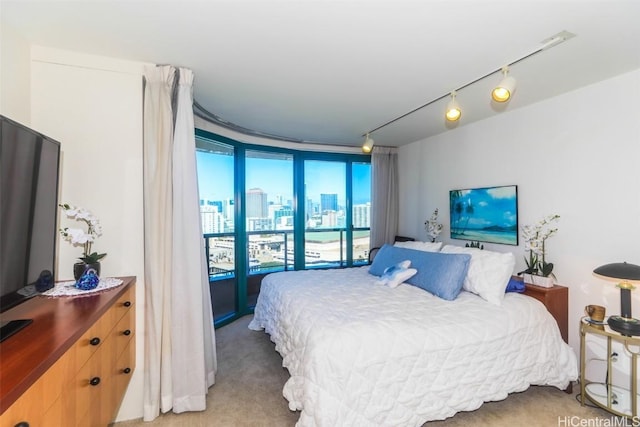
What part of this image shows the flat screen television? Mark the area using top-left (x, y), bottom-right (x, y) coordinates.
top-left (0, 115), bottom-right (61, 340)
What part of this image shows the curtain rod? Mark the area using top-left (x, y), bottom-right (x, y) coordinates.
top-left (193, 100), bottom-right (374, 150)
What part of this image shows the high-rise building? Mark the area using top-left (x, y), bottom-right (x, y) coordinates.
top-left (321, 210), bottom-right (338, 227)
top-left (306, 197), bottom-right (314, 220)
top-left (246, 188), bottom-right (268, 218)
top-left (321, 193), bottom-right (338, 213)
top-left (353, 203), bottom-right (371, 228)
top-left (209, 200), bottom-right (223, 214)
top-left (201, 208), bottom-right (226, 233)
top-left (273, 208), bottom-right (294, 230)
top-left (224, 198), bottom-right (234, 223)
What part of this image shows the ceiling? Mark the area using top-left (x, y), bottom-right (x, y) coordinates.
top-left (2, 1), bottom-right (640, 149)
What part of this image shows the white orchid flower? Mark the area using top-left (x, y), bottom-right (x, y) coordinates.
top-left (59, 204), bottom-right (106, 264)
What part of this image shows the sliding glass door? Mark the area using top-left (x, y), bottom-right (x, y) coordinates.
top-left (245, 149), bottom-right (294, 307)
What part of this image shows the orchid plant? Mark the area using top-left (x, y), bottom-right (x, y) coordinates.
top-left (424, 209), bottom-right (443, 242)
top-left (59, 203), bottom-right (107, 264)
top-left (521, 214), bottom-right (560, 278)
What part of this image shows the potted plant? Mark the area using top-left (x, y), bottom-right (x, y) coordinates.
top-left (59, 203), bottom-right (107, 280)
top-left (521, 214), bottom-right (560, 288)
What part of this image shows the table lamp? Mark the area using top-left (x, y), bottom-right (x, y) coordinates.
top-left (593, 262), bottom-right (640, 336)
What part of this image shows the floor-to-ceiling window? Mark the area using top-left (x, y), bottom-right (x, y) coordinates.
top-left (245, 149), bottom-right (294, 307)
top-left (304, 160), bottom-right (347, 269)
top-left (195, 129), bottom-right (370, 327)
top-left (195, 138), bottom-right (236, 324)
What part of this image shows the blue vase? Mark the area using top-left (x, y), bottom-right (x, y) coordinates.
top-left (75, 268), bottom-right (100, 291)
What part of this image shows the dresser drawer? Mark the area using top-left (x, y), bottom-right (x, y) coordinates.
top-left (114, 340), bottom-right (136, 410)
top-left (112, 305), bottom-right (135, 360)
top-left (0, 377), bottom-right (44, 427)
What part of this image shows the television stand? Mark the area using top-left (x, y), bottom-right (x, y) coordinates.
top-left (0, 319), bottom-right (33, 343)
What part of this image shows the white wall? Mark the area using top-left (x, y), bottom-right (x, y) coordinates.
top-left (29, 46), bottom-right (146, 421)
top-left (398, 69), bottom-right (640, 355)
top-left (0, 21), bottom-right (31, 124)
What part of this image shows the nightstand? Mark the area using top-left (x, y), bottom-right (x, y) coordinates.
top-left (580, 317), bottom-right (640, 418)
top-left (522, 282), bottom-right (568, 343)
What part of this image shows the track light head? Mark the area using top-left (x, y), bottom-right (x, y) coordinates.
top-left (445, 91), bottom-right (462, 122)
top-left (492, 66), bottom-right (517, 103)
top-left (362, 134), bottom-right (374, 153)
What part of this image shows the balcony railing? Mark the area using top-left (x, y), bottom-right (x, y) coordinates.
top-left (203, 228), bottom-right (370, 280)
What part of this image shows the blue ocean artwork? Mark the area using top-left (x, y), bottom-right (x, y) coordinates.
top-left (449, 185), bottom-right (518, 245)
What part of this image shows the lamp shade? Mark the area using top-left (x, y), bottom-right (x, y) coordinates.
top-left (594, 262), bottom-right (640, 331)
top-left (593, 262), bottom-right (640, 283)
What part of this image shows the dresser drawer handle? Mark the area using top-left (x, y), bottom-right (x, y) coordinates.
top-left (123, 301), bottom-right (132, 307)
top-left (123, 367), bottom-right (131, 374)
top-left (14, 422), bottom-right (30, 427)
top-left (90, 377), bottom-right (101, 386)
top-left (89, 337), bottom-right (101, 346)
top-left (123, 329), bottom-right (131, 336)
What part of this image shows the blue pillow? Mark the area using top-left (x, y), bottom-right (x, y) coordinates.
top-left (505, 276), bottom-right (525, 293)
top-left (369, 244), bottom-right (471, 300)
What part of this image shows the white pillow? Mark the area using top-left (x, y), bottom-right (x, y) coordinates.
top-left (440, 245), bottom-right (515, 305)
top-left (394, 241), bottom-right (442, 252)
top-left (376, 260), bottom-right (417, 288)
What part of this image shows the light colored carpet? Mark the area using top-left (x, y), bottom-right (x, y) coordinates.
top-left (117, 315), bottom-right (612, 427)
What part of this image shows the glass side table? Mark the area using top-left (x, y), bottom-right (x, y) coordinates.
top-left (580, 317), bottom-right (640, 418)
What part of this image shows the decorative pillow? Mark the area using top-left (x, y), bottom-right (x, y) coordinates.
top-left (368, 244), bottom-right (403, 276)
top-left (369, 244), bottom-right (471, 300)
top-left (440, 245), bottom-right (515, 305)
top-left (394, 241), bottom-right (442, 252)
top-left (505, 276), bottom-right (525, 293)
top-left (376, 261), bottom-right (418, 288)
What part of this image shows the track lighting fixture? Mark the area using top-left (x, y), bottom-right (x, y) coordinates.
top-left (362, 133), bottom-right (374, 153)
top-left (492, 66), bottom-right (517, 103)
top-left (445, 91), bottom-right (462, 122)
top-left (360, 31), bottom-right (574, 145)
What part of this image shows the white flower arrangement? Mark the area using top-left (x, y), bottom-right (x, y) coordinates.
top-left (521, 214), bottom-right (560, 278)
top-left (59, 203), bottom-right (106, 264)
top-left (424, 209), bottom-right (443, 242)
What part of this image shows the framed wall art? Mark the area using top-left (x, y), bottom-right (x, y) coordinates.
top-left (449, 185), bottom-right (518, 245)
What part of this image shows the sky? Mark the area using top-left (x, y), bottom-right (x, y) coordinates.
top-left (196, 151), bottom-right (371, 206)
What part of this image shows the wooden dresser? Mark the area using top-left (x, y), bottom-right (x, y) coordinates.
top-left (0, 276), bottom-right (136, 427)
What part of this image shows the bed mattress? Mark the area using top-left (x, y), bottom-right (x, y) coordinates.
top-left (249, 266), bottom-right (577, 426)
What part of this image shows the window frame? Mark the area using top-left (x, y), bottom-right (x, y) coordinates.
top-left (195, 128), bottom-right (371, 326)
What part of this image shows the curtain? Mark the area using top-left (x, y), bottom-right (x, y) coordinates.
top-left (370, 146), bottom-right (399, 249)
top-left (143, 65), bottom-right (217, 421)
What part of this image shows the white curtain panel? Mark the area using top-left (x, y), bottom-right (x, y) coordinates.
top-left (143, 65), bottom-right (175, 421)
top-left (170, 67), bottom-right (217, 412)
top-left (370, 146), bottom-right (399, 249)
top-left (142, 65), bottom-right (217, 421)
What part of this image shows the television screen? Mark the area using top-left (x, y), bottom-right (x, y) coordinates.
top-left (0, 115), bottom-right (60, 313)
top-left (449, 185), bottom-right (518, 245)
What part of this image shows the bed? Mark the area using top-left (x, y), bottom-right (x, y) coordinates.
top-left (249, 243), bottom-right (578, 426)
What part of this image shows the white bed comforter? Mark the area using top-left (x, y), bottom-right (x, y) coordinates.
top-left (248, 267), bottom-right (577, 427)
